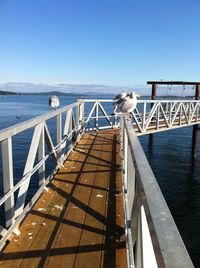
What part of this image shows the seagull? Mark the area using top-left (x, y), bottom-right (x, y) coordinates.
top-left (113, 91), bottom-right (127, 102)
top-left (113, 91), bottom-right (128, 114)
top-left (113, 91), bottom-right (140, 114)
top-left (49, 95), bottom-right (60, 111)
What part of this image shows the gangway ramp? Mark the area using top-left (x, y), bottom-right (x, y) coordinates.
top-left (0, 130), bottom-right (126, 268)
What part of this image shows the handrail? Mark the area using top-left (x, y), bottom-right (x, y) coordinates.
top-left (81, 98), bottom-right (199, 103)
top-left (80, 99), bottom-right (200, 136)
top-left (121, 116), bottom-right (194, 267)
top-left (0, 101), bottom-right (81, 142)
top-left (0, 100), bottom-right (85, 249)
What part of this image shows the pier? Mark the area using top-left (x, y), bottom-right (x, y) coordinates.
top-left (0, 96), bottom-right (197, 267)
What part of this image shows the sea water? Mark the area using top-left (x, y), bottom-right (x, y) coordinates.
top-left (0, 94), bottom-right (200, 266)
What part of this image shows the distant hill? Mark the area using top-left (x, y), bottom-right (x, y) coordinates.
top-left (22, 91), bottom-right (115, 97)
top-left (23, 91), bottom-right (80, 96)
top-left (0, 90), bottom-right (18, 95)
top-left (0, 82), bottom-right (126, 94)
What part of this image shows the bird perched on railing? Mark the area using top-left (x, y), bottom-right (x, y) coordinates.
top-left (49, 95), bottom-right (60, 111)
top-left (113, 91), bottom-right (140, 114)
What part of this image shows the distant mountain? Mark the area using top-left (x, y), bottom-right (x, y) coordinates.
top-left (23, 91), bottom-right (80, 96)
top-left (0, 90), bottom-right (18, 95)
top-left (0, 82), bottom-right (197, 96)
top-left (0, 82), bottom-right (128, 94)
top-left (19, 91), bottom-right (115, 97)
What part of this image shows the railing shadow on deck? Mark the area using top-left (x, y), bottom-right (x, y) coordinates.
top-left (0, 131), bottom-right (126, 267)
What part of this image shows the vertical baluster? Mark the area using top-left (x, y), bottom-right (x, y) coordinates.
top-left (140, 206), bottom-right (158, 268)
top-left (156, 104), bottom-right (160, 130)
top-left (57, 113), bottom-right (62, 160)
top-left (80, 102), bottom-right (85, 131)
top-left (95, 102), bottom-right (99, 130)
top-left (135, 206), bottom-right (143, 268)
top-left (188, 102), bottom-right (191, 123)
top-left (169, 102), bottom-right (172, 126)
top-left (76, 103), bottom-right (80, 129)
top-left (2, 137), bottom-right (15, 228)
top-left (166, 102), bottom-right (169, 114)
top-left (179, 104), bottom-right (182, 125)
top-left (38, 125), bottom-right (45, 186)
top-left (127, 144), bottom-right (135, 219)
top-left (123, 128), bottom-right (128, 192)
top-left (142, 102), bottom-right (146, 133)
top-left (114, 114), bottom-right (117, 129)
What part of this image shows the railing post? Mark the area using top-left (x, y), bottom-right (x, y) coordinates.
top-left (169, 102), bottom-right (172, 126)
top-left (135, 207), bottom-right (143, 268)
top-left (142, 102), bottom-right (146, 132)
top-left (76, 103), bottom-right (80, 127)
top-left (123, 128), bottom-right (128, 192)
top-left (38, 125), bottom-right (45, 186)
top-left (95, 102), bottom-right (99, 130)
top-left (192, 84), bottom-right (200, 158)
top-left (80, 102), bottom-right (85, 123)
top-left (156, 104), bottom-right (160, 130)
top-left (56, 113), bottom-right (62, 160)
top-left (77, 102), bottom-right (84, 130)
top-left (179, 104), bottom-right (182, 125)
top-left (114, 114), bottom-right (117, 128)
top-left (2, 137), bottom-right (15, 228)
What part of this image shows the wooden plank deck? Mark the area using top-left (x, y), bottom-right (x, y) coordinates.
top-left (0, 130), bottom-right (126, 268)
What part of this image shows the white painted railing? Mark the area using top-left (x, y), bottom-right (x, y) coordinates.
top-left (0, 101), bottom-right (85, 249)
top-left (82, 99), bottom-right (117, 131)
top-left (81, 99), bottom-right (200, 135)
top-left (0, 98), bottom-right (195, 267)
top-left (133, 100), bottom-right (200, 135)
top-left (120, 116), bottom-right (194, 268)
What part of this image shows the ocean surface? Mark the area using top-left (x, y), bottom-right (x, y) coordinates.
top-left (0, 94), bottom-right (200, 267)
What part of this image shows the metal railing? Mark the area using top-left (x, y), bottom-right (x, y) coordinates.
top-left (120, 115), bottom-right (194, 267)
top-left (0, 98), bottom-right (195, 267)
top-left (81, 99), bottom-right (200, 135)
top-left (0, 101), bottom-right (85, 248)
top-left (133, 100), bottom-right (200, 135)
top-left (82, 99), bottom-right (117, 131)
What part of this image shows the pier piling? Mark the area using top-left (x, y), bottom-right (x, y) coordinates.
top-left (192, 83), bottom-right (200, 158)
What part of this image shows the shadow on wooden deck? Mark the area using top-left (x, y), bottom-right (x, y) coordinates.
top-left (0, 130), bottom-right (126, 268)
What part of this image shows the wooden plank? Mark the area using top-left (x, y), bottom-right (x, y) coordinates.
top-left (19, 134), bottom-right (97, 268)
top-left (0, 130), bottom-right (126, 268)
top-left (46, 134), bottom-right (105, 267)
top-left (100, 133), bottom-right (126, 268)
top-left (0, 135), bottom-right (95, 267)
top-left (74, 134), bottom-right (113, 268)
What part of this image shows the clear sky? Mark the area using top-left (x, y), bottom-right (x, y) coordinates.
top-left (0, 0), bottom-right (200, 87)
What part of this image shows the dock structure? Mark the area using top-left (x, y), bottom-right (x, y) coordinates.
top-left (0, 98), bottom-right (196, 267)
top-left (0, 130), bottom-right (126, 267)
top-left (147, 81), bottom-right (200, 157)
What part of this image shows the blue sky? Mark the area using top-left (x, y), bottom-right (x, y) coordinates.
top-left (0, 0), bottom-right (200, 87)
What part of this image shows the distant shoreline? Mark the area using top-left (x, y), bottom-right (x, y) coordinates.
top-left (0, 90), bottom-right (195, 98)
top-left (0, 90), bottom-right (18, 95)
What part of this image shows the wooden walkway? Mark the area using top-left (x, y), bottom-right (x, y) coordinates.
top-left (0, 130), bottom-right (126, 268)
